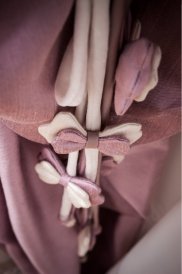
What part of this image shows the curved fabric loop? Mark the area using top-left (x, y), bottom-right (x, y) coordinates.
top-left (38, 112), bottom-right (86, 143)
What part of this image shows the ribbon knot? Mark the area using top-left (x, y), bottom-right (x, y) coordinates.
top-left (35, 148), bottom-right (104, 209)
top-left (86, 131), bottom-right (99, 149)
top-left (59, 173), bottom-right (70, 187)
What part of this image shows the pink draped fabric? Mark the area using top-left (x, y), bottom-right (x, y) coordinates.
top-left (0, 123), bottom-right (79, 274)
top-left (0, 122), bottom-right (169, 274)
top-left (0, 0), bottom-right (181, 273)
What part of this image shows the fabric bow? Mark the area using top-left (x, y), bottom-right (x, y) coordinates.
top-left (35, 148), bottom-right (104, 209)
top-left (38, 112), bottom-right (142, 158)
top-left (51, 128), bottom-right (130, 155)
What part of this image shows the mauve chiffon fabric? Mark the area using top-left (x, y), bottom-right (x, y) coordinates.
top-left (0, 0), bottom-right (181, 273)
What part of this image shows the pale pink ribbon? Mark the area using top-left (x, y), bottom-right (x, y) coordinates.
top-left (35, 148), bottom-right (104, 209)
top-left (51, 128), bottom-right (130, 156)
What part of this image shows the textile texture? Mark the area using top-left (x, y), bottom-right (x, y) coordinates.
top-left (0, 0), bottom-right (181, 273)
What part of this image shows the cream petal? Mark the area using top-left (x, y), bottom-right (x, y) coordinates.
top-left (38, 112), bottom-right (87, 143)
top-left (78, 226), bottom-right (91, 257)
top-left (35, 161), bottom-right (60, 184)
top-left (62, 218), bottom-right (76, 228)
top-left (100, 123), bottom-right (142, 144)
top-left (59, 188), bottom-right (73, 222)
top-left (66, 182), bottom-right (91, 208)
top-left (113, 155), bottom-right (125, 164)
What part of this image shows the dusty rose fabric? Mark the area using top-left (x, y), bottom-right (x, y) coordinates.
top-left (0, 0), bottom-right (74, 144)
top-left (0, 0), bottom-right (181, 273)
top-left (0, 183), bottom-right (38, 274)
top-left (0, 123), bottom-right (79, 274)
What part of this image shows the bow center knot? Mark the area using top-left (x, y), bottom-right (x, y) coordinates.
top-left (59, 173), bottom-right (71, 187)
top-left (86, 131), bottom-right (99, 149)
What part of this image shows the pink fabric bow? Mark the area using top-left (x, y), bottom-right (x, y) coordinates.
top-left (51, 128), bottom-right (130, 156)
top-left (35, 148), bottom-right (104, 207)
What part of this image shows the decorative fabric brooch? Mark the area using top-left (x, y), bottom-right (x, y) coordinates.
top-left (35, 148), bottom-right (104, 209)
top-left (38, 112), bottom-right (142, 157)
